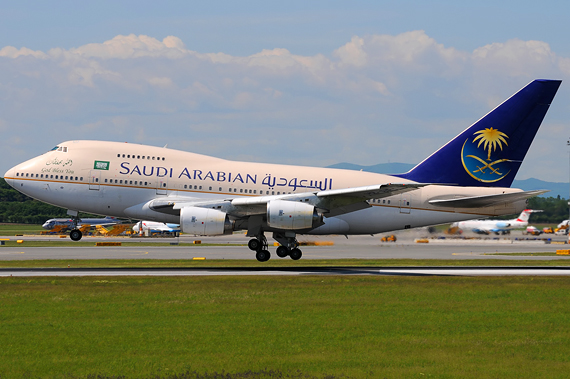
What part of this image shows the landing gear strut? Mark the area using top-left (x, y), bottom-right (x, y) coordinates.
top-left (249, 233), bottom-right (271, 262)
top-left (69, 214), bottom-right (83, 241)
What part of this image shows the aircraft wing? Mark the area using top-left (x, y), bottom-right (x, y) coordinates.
top-left (152, 183), bottom-right (427, 218)
top-left (428, 190), bottom-right (548, 208)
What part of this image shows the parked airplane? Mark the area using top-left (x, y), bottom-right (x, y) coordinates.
top-left (133, 221), bottom-right (181, 234)
top-left (3, 79), bottom-right (561, 261)
top-left (451, 209), bottom-right (541, 235)
top-left (42, 216), bottom-right (120, 230)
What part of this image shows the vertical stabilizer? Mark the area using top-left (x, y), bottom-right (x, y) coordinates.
top-left (396, 79), bottom-right (562, 187)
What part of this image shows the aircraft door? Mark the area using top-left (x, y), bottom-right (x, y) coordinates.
top-left (399, 194), bottom-right (411, 214)
top-left (156, 177), bottom-right (168, 195)
top-left (89, 170), bottom-right (101, 190)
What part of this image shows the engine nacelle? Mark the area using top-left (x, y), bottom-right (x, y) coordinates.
top-left (180, 207), bottom-right (233, 236)
top-left (267, 200), bottom-right (322, 230)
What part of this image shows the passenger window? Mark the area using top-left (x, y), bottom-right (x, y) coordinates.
top-left (240, 189), bottom-right (243, 193)
top-left (209, 186), bottom-right (212, 190)
top-left (130, 181), bottom-right (133, 185)
top-left (253, 190), bottom-right (256, 194)
top-left (199, 186), bottom-right (202, 190)
top-left (219, 187), bottom-right (222, 191)
top-left (117, 154), bottom-right (120, 157)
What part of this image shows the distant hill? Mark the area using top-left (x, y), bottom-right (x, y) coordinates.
top-left (326, 162), bottom-right (568, 199)
top-left (511, 178), bottom-right (569, 199)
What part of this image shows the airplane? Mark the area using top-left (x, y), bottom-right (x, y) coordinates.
top-left (133, 221), bottom-right (181, 234)
top-left (42, 216), bottom-right (120, 230)
top-left (450, 209), bottom-right (541, 235)
top-left (3, 79), bottom-right (561, 261)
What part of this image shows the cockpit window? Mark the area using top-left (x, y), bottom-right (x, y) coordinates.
top-left (50, 146), bottom-right (68, 152)
top-left (50, 146), bottom-right (59, 151)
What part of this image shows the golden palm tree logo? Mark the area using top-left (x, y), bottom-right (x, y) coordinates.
top-left (472, 127), bottom-right (508, 161)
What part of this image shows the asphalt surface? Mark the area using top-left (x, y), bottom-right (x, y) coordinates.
top-left (1, 229), bottom-right (569, 276)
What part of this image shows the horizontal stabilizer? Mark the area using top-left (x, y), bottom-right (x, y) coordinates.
top-left (428, 190), bottom-right (548, 208)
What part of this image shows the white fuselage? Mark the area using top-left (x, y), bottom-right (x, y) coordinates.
top-left (3, 140), bottom-right (527, 235)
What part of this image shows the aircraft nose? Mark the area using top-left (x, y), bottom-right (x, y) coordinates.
top-left (3, 167), bottom-right (16, 188)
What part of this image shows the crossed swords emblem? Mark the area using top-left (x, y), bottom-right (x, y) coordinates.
top-left (466, 155), bottom-right (515, 176)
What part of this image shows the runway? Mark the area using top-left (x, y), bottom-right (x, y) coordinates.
top-left (1, 230), bottom-right (569, 277)
top-left (3, 266), bottom-right (570, 277)
top-left (0, 231), bottom-right (567, 261)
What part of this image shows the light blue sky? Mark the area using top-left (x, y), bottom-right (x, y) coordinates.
top-left (1, 0), bottom-right (569, 181)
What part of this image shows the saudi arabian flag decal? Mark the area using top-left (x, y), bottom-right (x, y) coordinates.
top-left (94, 161), bottom-right (110, 170)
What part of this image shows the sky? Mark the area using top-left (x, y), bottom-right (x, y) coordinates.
top-left (1, 0), bottom-right (569, 182)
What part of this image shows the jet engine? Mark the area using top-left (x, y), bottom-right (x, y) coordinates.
top-left (180, 207), bottom-right (233, 236)
top-left (267, 200), bottom-right (322, 230)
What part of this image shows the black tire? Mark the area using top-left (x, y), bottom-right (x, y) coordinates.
top-left (276, 245), bottom-right (289, 258)
top-left (255, 249), bottom-right (271, 262)
top-left (70, 229), bottom-right (83, 241)
top-left (290, 248), bottom-right (302, 260)
top-left (248, 239), bottom-right (261, 251)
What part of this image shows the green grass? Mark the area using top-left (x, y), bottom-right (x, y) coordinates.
top-left (1, 276), bottom-right (570, 378)
top-left (0, 223), bottom-right (44, 234)
top-left (2, 258), bottom-right (570, 268)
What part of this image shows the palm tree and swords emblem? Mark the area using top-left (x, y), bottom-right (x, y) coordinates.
top-left (461, 127), bottom-right (513, 183)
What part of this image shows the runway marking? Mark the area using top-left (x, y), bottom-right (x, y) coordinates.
top-left (129, 251), bottom-right (149, 256)
top-left (0, 252), bottom-right (25, 255)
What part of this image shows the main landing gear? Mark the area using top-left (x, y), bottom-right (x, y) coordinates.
top-left (247, 232), bottom-right (303, 262)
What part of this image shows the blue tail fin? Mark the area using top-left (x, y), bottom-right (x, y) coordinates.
top-left (395, 79), bottom-right (562, 187)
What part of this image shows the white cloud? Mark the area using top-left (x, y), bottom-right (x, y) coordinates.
top-left (0, 46), bottom-right (47, 59)
top-left (68, 34), bottom-right (189, 59)
top-left (333, 36), bottom-right (367, 67)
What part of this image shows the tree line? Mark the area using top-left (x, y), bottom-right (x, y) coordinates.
top-left (1, 178), bottom-right (78, 223)
top-left (1, 178), bottom-right (569, 224)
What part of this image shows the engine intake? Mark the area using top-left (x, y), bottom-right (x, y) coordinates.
top-left (180, 207), bottom-right (233, 236)
top-left (267, 200), bottom-right (322, 230)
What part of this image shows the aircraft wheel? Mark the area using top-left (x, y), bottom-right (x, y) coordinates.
top-left (276, 245), bottom-right (289, 258)
top-left (70, 229), bottom-right (83, 241)
top-left (256, 249), bottom-right (271, 262)
top-left (290, 248), bottom-right (302, 260)
top-left (248, 238), bottom-right (261, 251)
